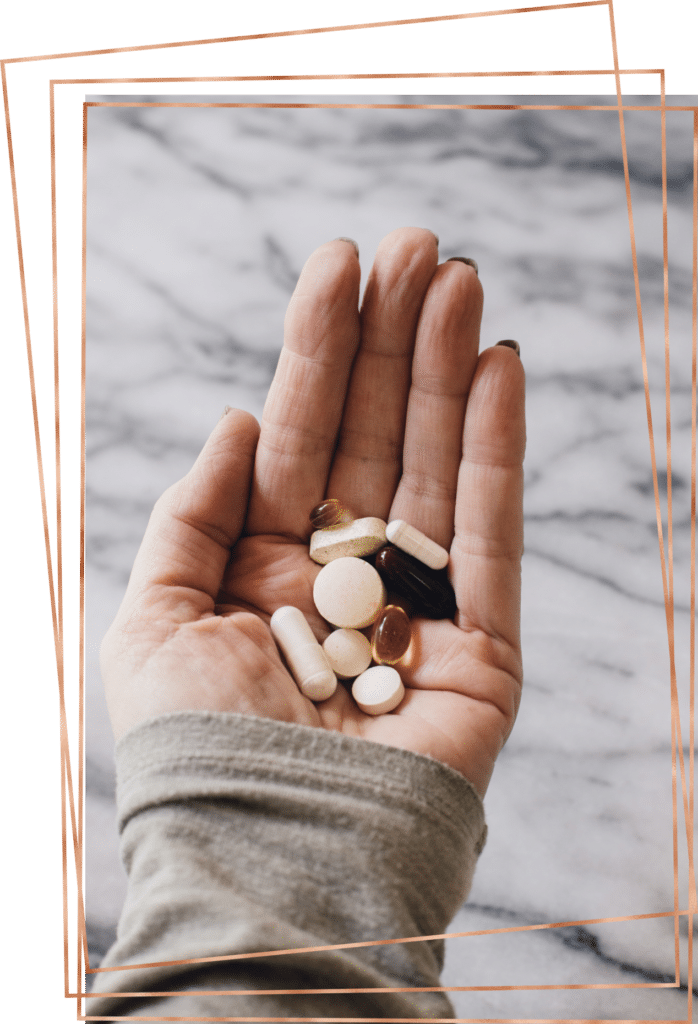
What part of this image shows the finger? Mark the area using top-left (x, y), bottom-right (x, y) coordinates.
top-left (247, 239), bottom-right (361, 536)
top-left (389, 259), bottom-right (483, 548)
top-left (452, 344), bottom-right (526, 651)
top-left (125, 408), bottom-right (260, 604)
top-left (326, 227), bottom-right (439, 519)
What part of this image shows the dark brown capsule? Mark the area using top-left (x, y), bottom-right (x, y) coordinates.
top-left (374, 545), bottom-right (457, 620)
top-left (372, 605), bottom-right (412, 665)
top-left (309, 498), bottom-right (354, 530)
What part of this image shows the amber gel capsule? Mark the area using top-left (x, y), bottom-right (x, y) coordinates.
top-left (372, 605), bottom-right (412, 665)
top-left (374, 545), bottom-right (457, 620)
top-left (309, 498), bottom-right (353, 530)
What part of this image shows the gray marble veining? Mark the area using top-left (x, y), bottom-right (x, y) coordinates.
top-left (84, 95), bottom-right (697, 1014)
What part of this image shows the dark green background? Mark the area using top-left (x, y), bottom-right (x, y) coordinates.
top-left (2, 2), bottom-right (691, 1024)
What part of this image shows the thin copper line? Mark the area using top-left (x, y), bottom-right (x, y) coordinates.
top-left (46, 28), bottom-right (675, 1011)
top-left (77, 981), bottom-right (680, 998)
top-left (50, 80), bottom-right (63, 648)
top-left (84, 100), bottom-right (691, 111)
top-left (87, 909), bottom-right (690, 972)
top-left (659, 75), bottom-right (679, 987)
top-left (688, 106), bottom-right (698, 1024)
top-left (74, 1011), bottom-right (683, 1019)
top-left (48, 77), bottom-right (82, 999)
top-left (75, 99), bottom-right (88, 978)
top-left (0, 70), bottom-right (60, 657)
top-left (3, 1), bottom-right (610, 64)
top-left (607, 0), bottom-right (684, 981)
top-left (51, 66), bottom-right (660, 83)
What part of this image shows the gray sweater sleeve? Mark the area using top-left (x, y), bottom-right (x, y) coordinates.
top-left (87, 711), bottom-right (487, 1020)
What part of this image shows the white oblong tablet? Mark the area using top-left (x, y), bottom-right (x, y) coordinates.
top-left (313, 556), bottom-right (386, 629)
top-left (351, 665), bottom-right (405, 716)
top-left (309, 517), bottom-right (387, 565)
top-left (270, 606), bottom-right (337, 702)
top-left (385, 519), bottom-right (449, 571)
top-left (322, 628), bottom-right (372, 679)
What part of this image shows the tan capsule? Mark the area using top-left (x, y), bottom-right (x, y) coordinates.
top-left (371, 605), bottom-right (412, 665)
top-left (385, 519), bottom-right (449, 571)
top-left (269, 606), bottom-right (337, 702)
top-left (309, 499), bottom-right (354, 530)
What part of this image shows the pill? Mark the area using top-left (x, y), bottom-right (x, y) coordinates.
top-left (352, 665), bottom-right (405, 716)
top-left (322, 628), bottom-right (373, 679)
top-left (374, 545), bottom-right (457, 620)
top-left (309, 516), bottom-right (387, 565)
top-left (309, 498), bottom-right (354, 529)
top-left (269, 606), bottom-right (337, 702)
top-left (371, 604), bottom-right (412, 665)
top-left (313, 556), bottom-right (386, 629)
top-left (385, 519), bottom-right (449, 571)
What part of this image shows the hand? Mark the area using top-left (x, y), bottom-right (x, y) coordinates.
top-left (101, 227), bottom-right (525, 798)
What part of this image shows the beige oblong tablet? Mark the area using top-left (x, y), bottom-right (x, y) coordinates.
top-left (322, 628), bottom-right (372, 679)
top-left (352, 665), bottom-right (405, 715)
top-left (385, 519), bottom-right (449, 571)
top-left (270, 606), bottom-right (337, 702)
top-left (309, 517), bottom-right (387, 565)
top-left (313, 557), bottom-right (386, 629)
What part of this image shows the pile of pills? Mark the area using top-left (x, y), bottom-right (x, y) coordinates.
top-left (270, 499), bottom-right (457, 716)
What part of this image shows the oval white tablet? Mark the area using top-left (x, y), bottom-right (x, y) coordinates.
top-left (313, 557), bottom-right (386, 629)
top-left (309, 517), bottom-right (387, 565)
top-left (385, 519), bottom-right (449, 571)
top-left (322, 628), bottom-right (372, 679)
top-left (351, 665), bottom-right (405, 716)
top-left (270, 606), bottom-right (337, 702)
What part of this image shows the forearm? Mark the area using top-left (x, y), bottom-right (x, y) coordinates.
top-left (88, 712), bottom-right (487, 1020)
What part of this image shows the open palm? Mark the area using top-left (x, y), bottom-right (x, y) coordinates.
top-left (101, 228), bottom-right (525, 798)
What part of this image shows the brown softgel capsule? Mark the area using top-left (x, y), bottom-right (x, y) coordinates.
top-left (371, 605), bottom-right (412, 665)
top-left (309, 498), bottom-right (354, 530)
top-left (374, 545), bottom-right (457, 620)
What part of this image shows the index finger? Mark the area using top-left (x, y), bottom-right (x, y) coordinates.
top-left (246, 239), bottom-right (361, 537)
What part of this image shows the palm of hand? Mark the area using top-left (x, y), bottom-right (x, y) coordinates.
top-left (102, 229), bottom-right (525, 798)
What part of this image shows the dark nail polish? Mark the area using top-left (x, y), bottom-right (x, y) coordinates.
top-left (447, 256), bottom-right (478, 276)
top-left (374, 546), bottom-right (457, 620)
top-left (496, 339), bottom-right (520, 357)
top-left (334, 236), bottom-right (359, 256)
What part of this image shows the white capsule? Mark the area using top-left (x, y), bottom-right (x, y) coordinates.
top-left (385, 519), bottom-right (449, 571)
top-left (309, 517), bottom-right (387, 565)
top-left (322, 628), bottom-right (372, 679)
top-left (313, 556), bottom-right (386, 629)
top-left (351, 665), bottom-right (405, 716)
top-left (270, 606), bottom-right (337, 702)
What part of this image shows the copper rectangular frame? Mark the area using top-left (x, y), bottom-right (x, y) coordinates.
top-left (1, 1), bottom-right (695, 1020)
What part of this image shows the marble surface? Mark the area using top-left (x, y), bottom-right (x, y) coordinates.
top-left (84, 94), bottom-right (697, 1016)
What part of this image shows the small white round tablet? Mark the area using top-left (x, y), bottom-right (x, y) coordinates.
top-left (313, 556), bottom-right (386, 629)
top-left (322, 628), bottom-right (372, 679)
top-left (351, 665), bottom-right (405, 716)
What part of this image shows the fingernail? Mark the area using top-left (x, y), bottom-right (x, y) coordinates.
top-left (447, 256), bottom-right (478, 276)
top-left (496, 339), bottom-right (520, 357)
top-left (334, 236), bottom-right (359, 257)
top-left (432, 231), bottom-right (439, 246)
top-left (219, 405), bottom-right (232, 420)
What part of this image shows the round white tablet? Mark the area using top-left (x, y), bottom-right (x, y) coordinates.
top-left (351, 665), bottom-right (405, 716)
top-left (313, 556), bottom-right (386, 629)
top-left (322, 628), bottom-right (372, 679)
